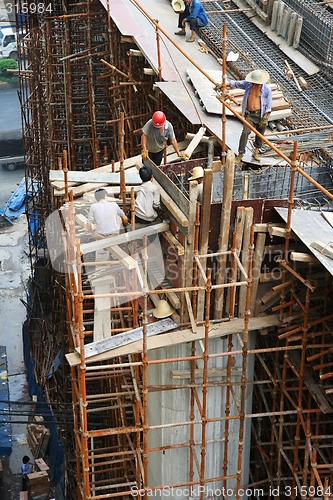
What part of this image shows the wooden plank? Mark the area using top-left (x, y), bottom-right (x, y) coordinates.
top-left (290, 251), bottom-right (318, 263)
top-left (50, 169), bottom-right (141, 184)
top-left (53, 182), bottom-right (109, 197)
top-left (226, 206), bottom-right (245, 315)
top-left (160, 230), bottom-right (184, 256)
top-left (147, 159), bottom-right (190, 218)
top-left (80, 222), bottom-right (169, 255)
top-left (77, 317), bottom-right (178, 358)
top-left (184, 126), bottom-right (206, 158)
top-left (66, 314), bottom-right (282, 366)
top-left (109, 245), bottom-right (137, 270)
top-left (152, 179), bottom-right (188, 228)
top-left (185, 291), bottom-right (197, 333)
top-left (51, 180), bottom-right (77, 190)
top-left (93, 250), bottom-right (111, 341)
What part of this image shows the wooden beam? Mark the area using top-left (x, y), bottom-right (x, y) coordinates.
top-left (66, 314), bottom-right (282, 366)
top-left (148, 159), bottom-right (190, 217)
top-left (185, 291), bottom-right (197, 333)
top-left (160, 230), bottom-right (184, 255)
top-left (250, 232), bottom-right (266, 314)
top-left (310, 241), bottom-right (333, 261)
top-left (197, 168), bottom-right (213, 321)
top-left (109, 245), bottom-right (138, 270)
top-left (183, 126), bottom-right (206, 158)
top-left (80, 222), bottom-right (169, 255)
top-left (290, 251), bottom-right (318, 263)
top-left (152, 179), bottom-right (188, 228)
top-left (77, 317), bottom-right (177, 358)
top-left (49, 170), bottom-right (141, 184)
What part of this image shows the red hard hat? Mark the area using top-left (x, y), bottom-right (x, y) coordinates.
top-left (152, 111), bottom-right (166, 128)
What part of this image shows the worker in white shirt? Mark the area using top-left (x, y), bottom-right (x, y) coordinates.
top-left (134, 165), bottom-right (161, 224)
top-left (86, 188), bottom-right (128, 238)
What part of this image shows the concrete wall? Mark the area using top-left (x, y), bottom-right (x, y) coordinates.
top-left (147, 332), bottom-right (256, 499)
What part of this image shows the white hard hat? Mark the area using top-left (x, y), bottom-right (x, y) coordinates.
top-left (153, 299), bottom-right (175, 319)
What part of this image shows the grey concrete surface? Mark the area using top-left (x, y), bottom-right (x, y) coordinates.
top-left (0, 215), bottom-right (32, 500)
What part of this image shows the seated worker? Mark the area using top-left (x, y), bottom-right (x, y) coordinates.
top-left (188, 166), bottom-right (204, 203)
top-left (134, 165), bottom-right (161, 225)
top-left (86, 188), bottom-right (128, 238)
top-left (173, 0), bottom-right (190, 37)
top-left (181, 0), bottom-right (208, 43)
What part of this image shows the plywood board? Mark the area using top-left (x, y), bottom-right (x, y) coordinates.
top-left (275, 208), bottom-right (333, 276)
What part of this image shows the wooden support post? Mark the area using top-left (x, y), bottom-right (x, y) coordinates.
top-left (238, 207), bottom-right (253, 318)
top-left (182, 182), bottom-right (198, 321)
top-left (226, 207), bottom-right (245, 314)
top-left (250, 232), bottom-right (266, 315)
top-left (197, 169), bottom-right (213, 321)
top-left (214, 150), bottom-right (235, 318)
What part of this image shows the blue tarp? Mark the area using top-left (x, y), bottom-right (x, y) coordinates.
top-left (0, 346), bottom-right (12, 455)
top-left (1, 177), bottom-right (38, 221)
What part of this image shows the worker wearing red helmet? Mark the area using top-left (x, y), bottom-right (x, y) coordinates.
top-left (141, 111), bottom-right (189, 166)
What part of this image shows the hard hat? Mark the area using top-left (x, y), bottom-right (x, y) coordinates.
top-left (245, 69), bottom-right (269, 84)
top-left (172, 0), bottom-right (185, 12)
top-left (188, 166), bottom-right (204, 180)
top-left (153, 299), bottom-right (175, 319)
top-left (152, 111), bottom-right (166, 128)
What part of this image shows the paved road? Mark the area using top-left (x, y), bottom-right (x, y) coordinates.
top-left (0, 86), bottom-right (21, 131)
top-left (0, 87), bottom-right (24, 209)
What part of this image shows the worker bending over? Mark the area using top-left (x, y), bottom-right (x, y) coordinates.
top-left (141, 111), bottom-right (188, 166)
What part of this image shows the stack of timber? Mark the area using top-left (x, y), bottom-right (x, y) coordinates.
top-left (27, 470), bottom-right (50, 500)
top-left (27, 417), bottom-right (50, 458)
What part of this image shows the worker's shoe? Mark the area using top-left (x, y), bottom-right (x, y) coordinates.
top-left (186, 37), bottom-right (195, 43)
top-left (235, 153), bottom-right (244, 163)
top-left (174, 30), bottom-right (186, 36)
top-left (252, 152), bottom-right (261, 161)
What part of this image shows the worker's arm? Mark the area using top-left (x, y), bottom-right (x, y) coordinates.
top-left (121, 214), bottom-right (129, 226)
top-left (171, 138), bottom-right (189, 158)
top-left (141, 133), bottom-right (148, 159)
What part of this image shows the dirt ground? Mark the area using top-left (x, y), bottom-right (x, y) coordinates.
top-left (0, 456), bottom-right (22, 500)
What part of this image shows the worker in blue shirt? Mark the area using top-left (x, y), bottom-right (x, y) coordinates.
top-left (181, 0), bottom-right (208, 43)
top-left (226, 69), bottom-right (272, 162)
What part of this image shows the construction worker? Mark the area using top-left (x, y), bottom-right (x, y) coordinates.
top-left (188, 166), bottom-right (204, 203)
top-left (181, 0), bottom-right (208, 43)
top-left (141, 111), bottom-right (189, 166)
top-left (86, 188), bottom-right (128, 239)
top-left (226, 69), bottom-right (272, 163)
top-left (134, 165), bottom-right (161, 225)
